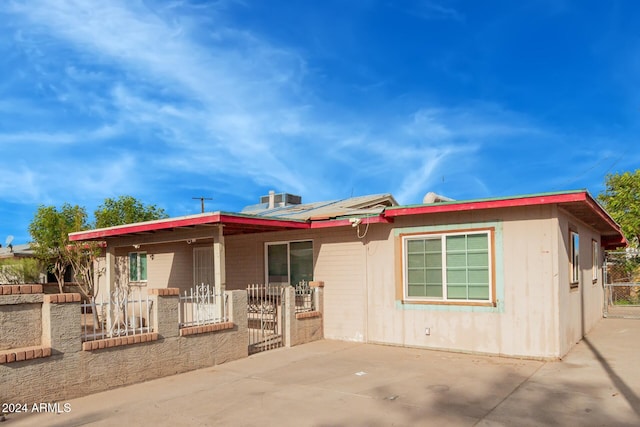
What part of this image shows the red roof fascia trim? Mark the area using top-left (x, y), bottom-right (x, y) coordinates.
top-left (384, 193), bottom-right (587, 218)
top-left (310, 215), bottom-right (393, 229)
top-left (70, 214), bottom-right (312, 241)
top-left (69, 213), bottom-right (223, 240)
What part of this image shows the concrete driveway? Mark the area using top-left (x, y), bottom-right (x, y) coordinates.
top-left (5, 318), bottom-right (640, 426)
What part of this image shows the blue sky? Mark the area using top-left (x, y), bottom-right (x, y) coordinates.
top-left (1, 1), bottom-right (639, 244)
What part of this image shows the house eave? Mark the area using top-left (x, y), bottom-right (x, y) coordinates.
top-left (69, 212), bottom-right (309, 241)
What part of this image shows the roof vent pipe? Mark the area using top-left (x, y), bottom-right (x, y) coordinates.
top-left (268, 190), bottom-right (275, 209)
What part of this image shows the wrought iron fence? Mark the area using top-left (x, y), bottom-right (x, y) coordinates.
top-left (178, 283), bottom-right (228, 328)
top-left (81, 287), bottom-right (153, 342)
top-left (294, 280), bottom-right (315, 313)
top-left (247, 283), bottom-right (285, 354)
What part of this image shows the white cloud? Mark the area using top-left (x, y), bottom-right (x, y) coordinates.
top-left (1, 0), bottom-right (557, 210)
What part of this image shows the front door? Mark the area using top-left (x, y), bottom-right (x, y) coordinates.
top-left (193, 246), bottom-right (214, 286)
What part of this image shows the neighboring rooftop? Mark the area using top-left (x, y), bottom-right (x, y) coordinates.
top-left (0, 243), bottom-right (33, 259)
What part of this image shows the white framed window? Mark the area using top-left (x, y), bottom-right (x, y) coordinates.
top-left (570, 230), bottom-right (579, 288)
top-left (592, 239), bottom-right (598, 283)
top-left (129, 252), bottom-right (147, 282)
top-left (265, 240), bottom-right (313, 287)
top-left (402, 230), bottom-right (492, 302)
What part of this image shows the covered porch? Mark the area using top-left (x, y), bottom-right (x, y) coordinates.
top-left (69, 212), bottom-right (312, 299)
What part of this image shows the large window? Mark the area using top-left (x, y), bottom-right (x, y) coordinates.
top-left (570, 230), bottom-right (579, 288)
top-left (129, 252), bottom-right (147, 282)
top-left (266, 241), bottom-right (313, 286)
top-left (403, 230), bottom-right (492, 302)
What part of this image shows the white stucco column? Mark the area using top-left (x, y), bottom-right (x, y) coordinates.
top-left (213, 226), bottom-right (226, 319)
top-left (104, 244), bottom-right (116, 330)
top-left (105, 245), bottom-right (116, 296)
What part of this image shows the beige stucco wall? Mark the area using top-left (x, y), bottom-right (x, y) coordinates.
top-left (556, 208), bottom-right (604, 357)
top-left (221, 206), bottom-right (565, 357)
top-left (360, 205), bottom-right (562, 359)
top-left (225, 228), bottom-right (367, 342)
top-left (95, 242), bottom-right (195, 300)
top-left (91, 202), bottom-right (607, 359)
top-left (221, 204), bottom-right (601, 358)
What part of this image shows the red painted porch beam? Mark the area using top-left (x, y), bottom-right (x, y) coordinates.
top-left (70, 213), bottom-right (309, 241)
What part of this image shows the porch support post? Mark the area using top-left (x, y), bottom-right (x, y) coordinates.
top-left (105, 245), bottom-right (116, 330)
top-left (213, 226), bottom-right (226, 319)
top-left (105, 245), bottom-right (116, 295)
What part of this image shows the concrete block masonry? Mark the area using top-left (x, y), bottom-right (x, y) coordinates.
top-left (0, 289), bottom-right (248, 404)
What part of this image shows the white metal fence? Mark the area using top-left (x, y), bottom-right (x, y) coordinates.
top-left (294, 281), bottom-right (315, 313)
top-left (247, 283), bottom-right (285, 354)
top-left (81, 287), bottom-right (153, 342)
top-left (178, 283), bottom-right (228, 328)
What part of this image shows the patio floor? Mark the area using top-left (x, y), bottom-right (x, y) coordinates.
top-left (7, 318), bottom-right (640, 426)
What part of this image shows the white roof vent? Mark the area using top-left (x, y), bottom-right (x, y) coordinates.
top-left (423, 192), bottom-right (455, 204)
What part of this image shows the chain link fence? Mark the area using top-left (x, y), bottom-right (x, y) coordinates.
top-left (604, 250), bottom-right (640, 319)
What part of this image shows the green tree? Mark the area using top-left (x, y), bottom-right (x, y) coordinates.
top-left (28, 204), bottom-right (89, 293)
top-left (598, 169), bottom-right (640, 247)
top-left (94, 195), bottom-right (168, 228)
top-left (0, 258), bottom-right (42, 284)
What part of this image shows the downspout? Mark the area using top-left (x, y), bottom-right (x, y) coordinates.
top-left (551, 206), bottom-right (561, 358)
top-left (364, 227), bottom-right (369, 343)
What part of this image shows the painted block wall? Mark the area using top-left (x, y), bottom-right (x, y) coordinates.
top-left (225, 227), bottom-right (368, 342)
top-left (0, 290), bottom-right (247, 404)
top-left (363, 205), bottom-right (562, 359)
top-left (556, 208), bottom-right (604, 357)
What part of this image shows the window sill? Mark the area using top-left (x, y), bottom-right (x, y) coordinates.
top-left (402, 299), bottom-right (496, 307)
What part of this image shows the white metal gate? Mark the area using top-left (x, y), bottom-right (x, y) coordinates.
top-left (247, 284), bottom-right (286, 354)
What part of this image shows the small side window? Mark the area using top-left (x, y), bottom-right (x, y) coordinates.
top-left (592, 240), bottom-right (598, 283)
top-left (570, 231), bottom-right (579, 288)
top-left (129, 252), bottom-right (147, 282)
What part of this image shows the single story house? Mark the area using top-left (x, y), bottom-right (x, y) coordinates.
top-left (69, 189), bottom-right (626, 359)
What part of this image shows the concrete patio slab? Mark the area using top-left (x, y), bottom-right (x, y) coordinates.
top-left (4, 319), bottom-right (639, 426)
